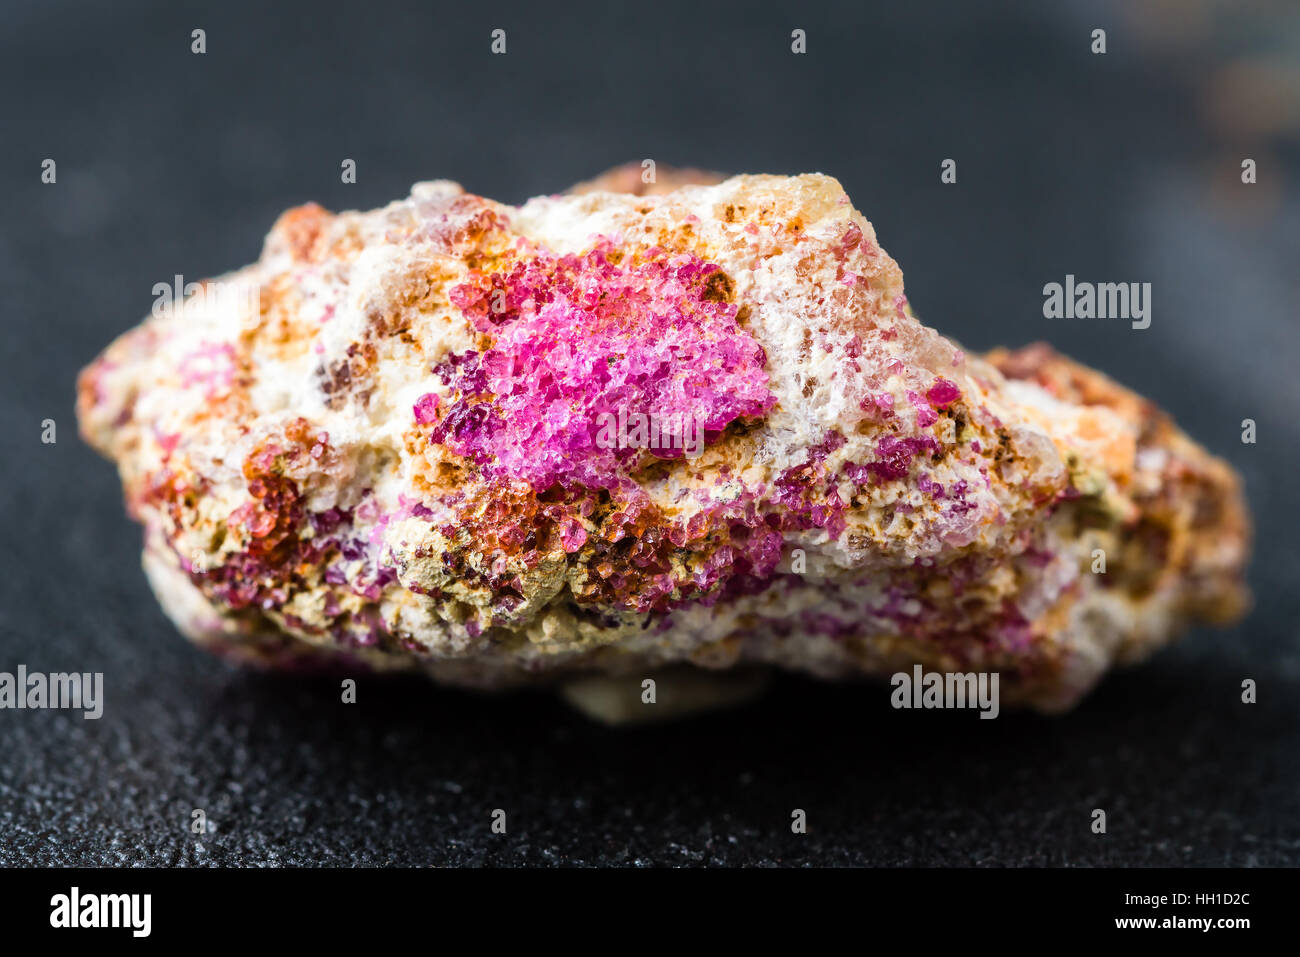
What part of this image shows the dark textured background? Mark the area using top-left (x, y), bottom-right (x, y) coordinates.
top-left (2, 0), bottom-right (1298, 866)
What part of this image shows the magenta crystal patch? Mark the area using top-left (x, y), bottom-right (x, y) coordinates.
top-left (429, 242), bottom-right (776, 491)
top-left (926, 377), bottom-right (961, 408)
top-left (412, 392), bottom-right (440, 424)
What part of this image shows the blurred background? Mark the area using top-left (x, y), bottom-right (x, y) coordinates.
top-left (1, 0), bottom-right (1297, 865)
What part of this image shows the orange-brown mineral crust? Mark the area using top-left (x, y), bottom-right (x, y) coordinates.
top-left (77, 165), bottom-right (1250, 720)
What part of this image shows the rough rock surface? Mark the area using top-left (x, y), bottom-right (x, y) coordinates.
top-left (77, 166), bottom-right (1250, 717)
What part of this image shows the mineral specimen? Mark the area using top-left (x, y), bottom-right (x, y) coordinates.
top-left (77, 166), bottom-right (1250, 721)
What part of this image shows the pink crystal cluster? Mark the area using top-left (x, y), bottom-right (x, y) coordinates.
top-left (429, 242), bottom-right (776, 491)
